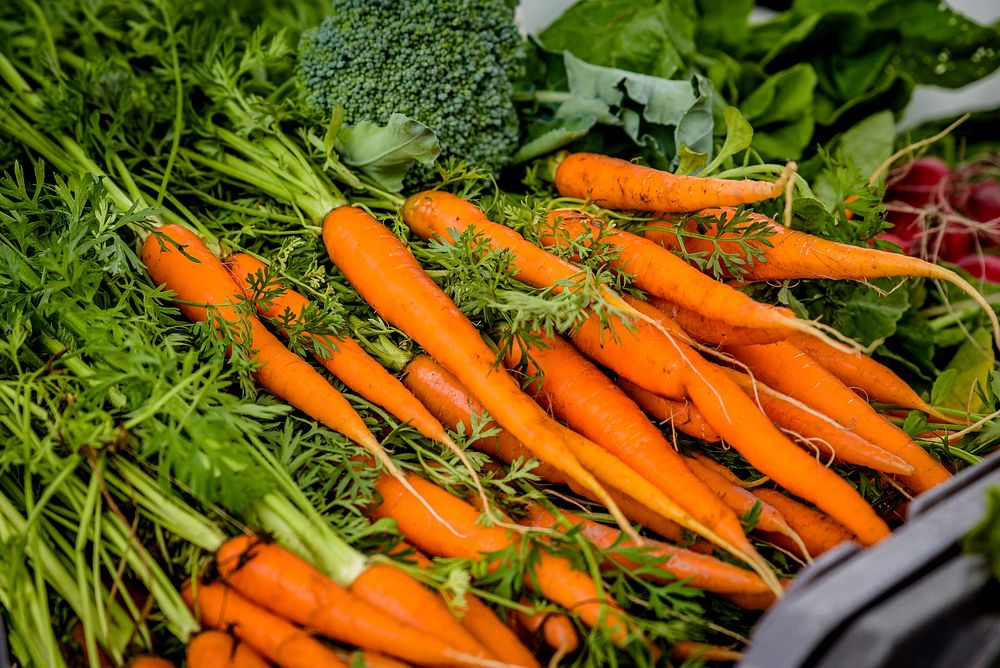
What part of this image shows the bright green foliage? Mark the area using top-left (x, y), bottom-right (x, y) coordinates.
top-left (298, 0), bottom-right (524, 175)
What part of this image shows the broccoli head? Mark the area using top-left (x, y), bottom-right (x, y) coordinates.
top-left (298, 0), bottom-right (524, 176)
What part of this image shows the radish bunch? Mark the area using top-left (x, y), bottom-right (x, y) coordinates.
top-left (880, 155), bottom-right (1000, 281)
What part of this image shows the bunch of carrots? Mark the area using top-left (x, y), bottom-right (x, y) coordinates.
top-left (130, 148), bottom-right (994, 665)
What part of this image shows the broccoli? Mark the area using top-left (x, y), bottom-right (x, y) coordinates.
top-left (298, 0), bottom-right (524, 176)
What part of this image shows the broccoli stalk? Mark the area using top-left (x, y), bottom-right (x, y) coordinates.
top-left (298, 0), bottom-right (524, 176)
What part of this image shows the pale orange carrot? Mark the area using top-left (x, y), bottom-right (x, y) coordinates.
top-left (643, 207), bottom-right (1000, 349)
top-left (616, 378), bottom-right (720, 442)
top-left (553, 153), bottom-right (790, 211)
top-left (725, 341), bottom-right (951, 492)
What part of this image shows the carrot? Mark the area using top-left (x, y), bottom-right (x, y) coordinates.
top-left (682, 457), bottom-right (799, 539)
top-left (670, 641), bottom-right (744, 663)
top-left (602, 298), bottom-right (891, 546)
top-left (753, 489), bottom-right (857, 559)
top-left (719, 589), bottom-right (779, 611)
top-left (181, 580), bottom-right (348, 668)
top-left (322, 206), bottom-right (636, 539)
top-left (505, 332), bottom-right (766, 579)
top-left (401, 354), bottom-right (696, 548)
top-left (388, 542), bottom-right (540, 668)
top-left (127, 658), bottom-right (175, 668)
top-left (225, 252), bottom-right (495, 525)
top-left (186, 631), bottom-right (269, 668)
top-left (719, 367), bottom-right (917, 476)
top-left (519, 501), bottom-right (771, 598)
top-left (553, 152), bottom-right (792, 211)
top-left (643, 207), bottom-right (1000, 349)
top-left (650, 297), bottom-right (952, 421)
top-left (725, 341), bottom-right (951, 492)
top-left (538, 209), bottom-right (840, 346)
top-left (363, 466), bottom-right (635, 646)
top-left (140, 225), bottom-right (442, 534)
top-left (335, 650), bottom-right (411, 668)
top-left (616, 378), bottom-right (720, 442)
top-left (510, 599), bottom-right (579, 661)
top-left (215, 535), bottom-right (491, 666)
top-left (402, 354), bottom-right (568, 484)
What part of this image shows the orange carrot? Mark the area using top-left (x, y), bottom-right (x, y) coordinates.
top-left (616, 378), bottom-right (720, 442)
top-left (682, 458), bottom-right (797, 538)
top-left (605, 298), bottom-right (891, 546)
top-left (215, 535), bottom-right (489, 666)
top-left (538, 209), bottom-right (832, 343)
top-left (643, 207), bottom-right (1000, 349)
top-left (753, 489), bottom-right (857, 559)
top-left (225, 252), bottom-right (458, 449)
top-left (670, 641), bottom-right (744, 663)
top-left (718, 368), bottom-right (917, 476)
top-left (127, 658), bottom-right (175, 668)
top-left (335, 650), bottom-right (411, 668)
top-left (519, 501), bottom-right (771, 598)
top-left (510, 599), bottom-right (579, 659)
top-left (650, 297), bottom-right (951, 421)
top-left (140, 225), bottom-right (431, 528)
top-left (401, 354), bottom-right (697, 548)
top-left (725, 341), bottom-right (951, 492)
top-left (402, 354), bottom-right (568, 484)
top-left (388, 542), bottom-right (540, 668)
top-left (186, 631), bottom-right (269, 668)
top-left (322, 206), bottom-right (634, 538)
top-left (363, 466), bottom-right (635, 646)
top-left (553, 153), bottom-right (791, 211)
top-left (225, 252), bottom-right (494, 522)
top-left (506, 332), bottom-right (761, 573)
top-left (181, 580), bottom-right (348, 668)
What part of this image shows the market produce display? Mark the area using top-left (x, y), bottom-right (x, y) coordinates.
top-left (1, 0), bottom-right (999, 666)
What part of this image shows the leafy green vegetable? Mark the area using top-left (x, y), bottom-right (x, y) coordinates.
top-left (336, 113), bottom-right (441, 192)
top-left (939, 329), bottom-right (995, 413)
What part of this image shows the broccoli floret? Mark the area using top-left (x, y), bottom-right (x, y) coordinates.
top-left (298, 0), bottom-right (524, 176)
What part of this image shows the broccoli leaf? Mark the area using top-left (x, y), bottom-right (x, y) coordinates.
top-left (335, 113), bottom-right (441, 192)
top-left (556, 52), bottom-right (715, 164)
top-left (511, 116), bottom-right (596, 164)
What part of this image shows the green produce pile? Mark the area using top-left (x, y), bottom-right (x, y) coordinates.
top-left (1, 1), bottom-right (999, 666)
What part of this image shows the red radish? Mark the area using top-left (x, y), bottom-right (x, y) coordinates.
top-left (964, 181), bottom-right (1000, 225)
top-left (955, 254), bottom-right (1000, 283)
top-left (881, 157), bottom-right (955, 248)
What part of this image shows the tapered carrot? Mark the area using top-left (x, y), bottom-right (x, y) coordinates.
top-left (215, 535), bottom-right (491, 666)
top-left (725, 342), bottom-right (951, 492)
top-left (186, 631), bottom-right (269, 668)
top-left (598, 298), bottom-right (891, 546)
top-left (181, 580), bottom-right (348, 668)
top-left (363, 466), bottom-right (635, 646)
top-left (402, 354), bottom-right (568, 484)
top-left (519, 501), bottom-right (771, 598)
top-left (670, 641), bottom-right (744, 663)
top-left (225, 252), bottom-right (495, 524)
top-left (140, 225), bottom-right (442, 532)
top-left (643, 207), bottom-right (1000, 349)
top-left (718, 367), bottom-right (917, 476)
top-left (403, 355), bottom-right (709, 550)
top-left (322, 206), bottom-right (635, 539)
top-left (553, 153), bottom-right (792, 211)
top-left (682, 458), bottom-right (798, 538)
top-left (538, 209), bottom-right (840, 346)
top-left (388, 542), bottom-right (540, 668)
top-left (505, 332), bottom-right (766, 579)
top-left (616, 378), bottom-right (720, 442)
top-left (650, 297), bottom-right (952, 421)
top-left (510, 599), bottom-right (579, 660)
top-left (753, 489), bottom-right (857, 559)
top-left (401, 354), bottom-right (695, 548)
